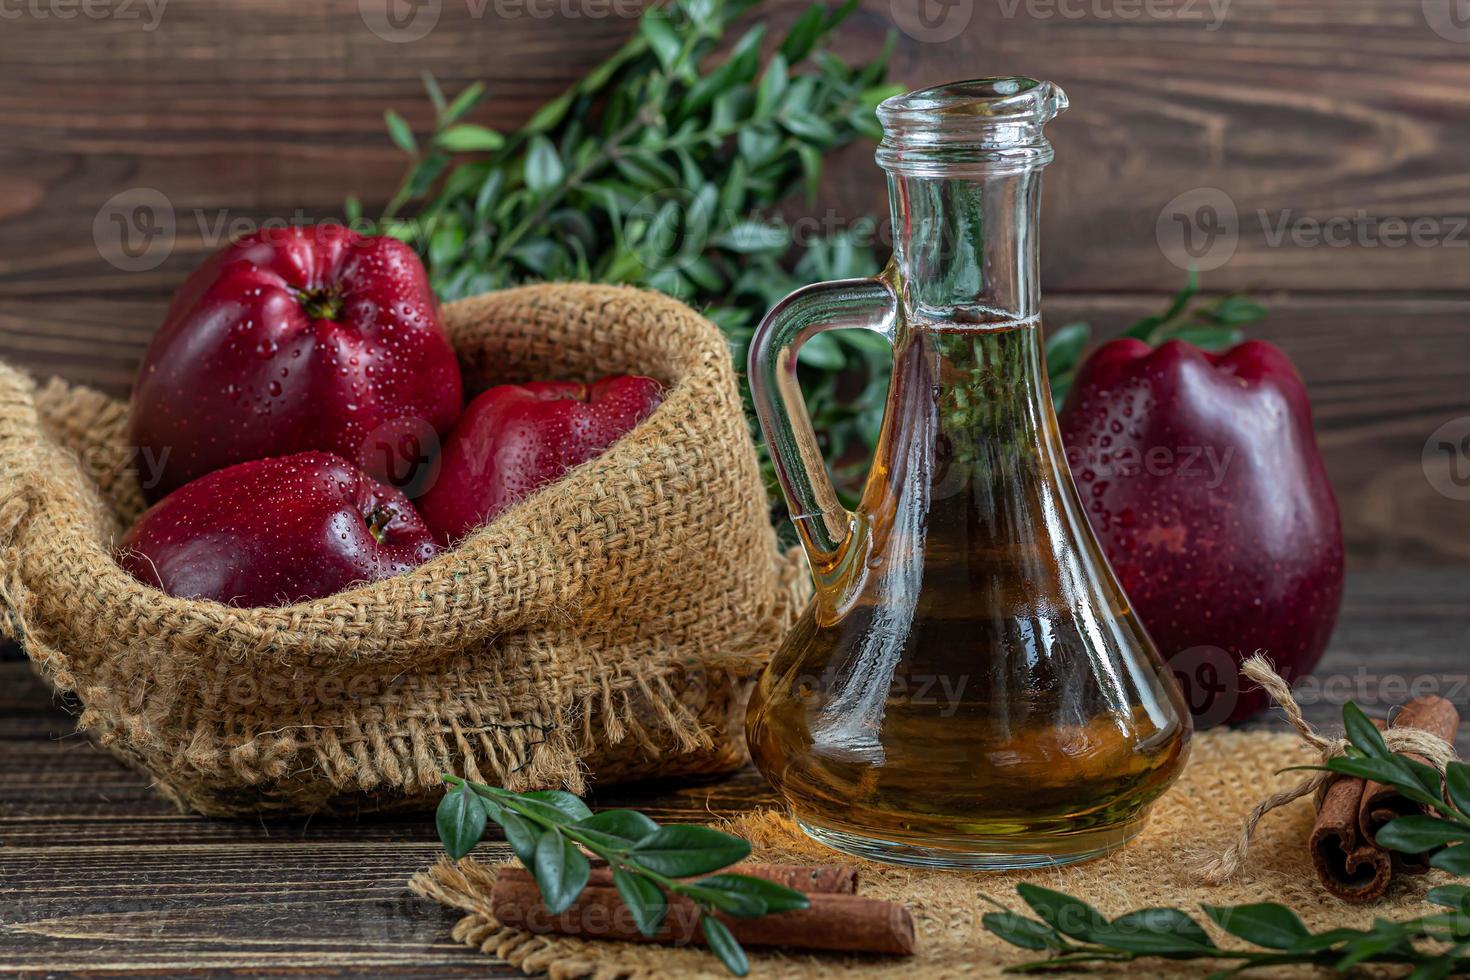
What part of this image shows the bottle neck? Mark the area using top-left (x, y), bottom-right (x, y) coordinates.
top-left (887, 168), bottom-right (1042, 328)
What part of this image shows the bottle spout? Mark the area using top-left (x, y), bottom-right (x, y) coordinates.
top-left (877, 77), bottom-right (1068, 177)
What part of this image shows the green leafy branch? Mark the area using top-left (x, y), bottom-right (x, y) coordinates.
top-left (1045, 269), bottom-right (1268, 408)
top-left (436, 775), bottom-right (808, 976)
top-left (983, 701), bottom-right (1470, 976)
top-left (356, 0), bottom-right (1270, 510)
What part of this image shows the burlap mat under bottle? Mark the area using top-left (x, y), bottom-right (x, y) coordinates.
top-left (412, 730), bottom-right (1452, 978)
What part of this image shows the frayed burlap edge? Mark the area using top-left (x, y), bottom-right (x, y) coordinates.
top-left (0, 283), bottom-right (813, 816)
top-left (410, 731), bottom-right (1453, 979)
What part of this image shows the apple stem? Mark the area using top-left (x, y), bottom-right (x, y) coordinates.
top-left (366, 506), bottom-right (396, 544)
top-left (296, 286), bottom-right (344, 322)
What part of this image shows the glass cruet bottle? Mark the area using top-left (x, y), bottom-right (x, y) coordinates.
top-left (745, 78), bottom-right (1191, 870)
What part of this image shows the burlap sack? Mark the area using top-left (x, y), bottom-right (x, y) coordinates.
top-left (0, 283), bottom-right (808, 817)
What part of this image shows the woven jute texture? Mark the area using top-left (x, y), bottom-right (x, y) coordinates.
top-left (412, 730), bottom-right (1452, 979)
top-left (0, 283), bottom-right (808, 817)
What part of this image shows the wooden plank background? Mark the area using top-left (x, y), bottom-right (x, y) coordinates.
top-left (2, 0), bottom-right (1469, 567)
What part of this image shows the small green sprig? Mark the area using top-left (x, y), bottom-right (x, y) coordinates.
top-left (982, 701), bottom-right (1470, 976)
top-left (1045, 269), bottom-right (1268, 408)
top-left (436, 775), bottom-right (809, 976)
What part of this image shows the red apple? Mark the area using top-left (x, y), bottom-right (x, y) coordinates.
top-left (1058, 339), bottom-right (1344, 726)
top-left (130, 224), bottom-right (463, 501)
top-left (417, 375), bottom-right (665, 543)
top-left (119, 452), bottom-right (439, 607)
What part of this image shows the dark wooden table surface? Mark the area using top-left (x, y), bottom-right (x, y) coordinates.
top-left (2, 568), bottom-right (1466, 977)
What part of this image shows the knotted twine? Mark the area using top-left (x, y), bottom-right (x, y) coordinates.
top-left (1198, 654), bottom-right (1461, 884)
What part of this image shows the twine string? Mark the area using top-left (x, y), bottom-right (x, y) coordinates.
top-left (1199, 654), bottom-right (1460, 885)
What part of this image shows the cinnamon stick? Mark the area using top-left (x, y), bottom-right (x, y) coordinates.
top-left (490, 877), bottom-right (916, 956)
top-left (1309, 696), bottom-right (1462, 902)
top-left (497, 862), bottom-right (858, 895)
top-left (1309, 772), bottom-right (1395, 903)
top-left (1358, 696), bottom-right (1462, 874)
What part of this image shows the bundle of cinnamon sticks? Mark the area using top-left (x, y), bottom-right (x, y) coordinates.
top-left (1309, 695), bottom-right (1462, 903)
top-left (492, 862), bottom-right (916, 956)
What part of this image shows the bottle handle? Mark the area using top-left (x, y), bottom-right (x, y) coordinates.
top-left (747, 272), bottom-right (898, 573)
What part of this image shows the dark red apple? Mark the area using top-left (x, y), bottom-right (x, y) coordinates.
top-left (417, 375), bottom-right (665, 543)
top-left (130, 224), bottom-right (463, 501)
top-left (1058, 339), bottom-right (1344, 726)
top-left (119, 452), bottom-right (439, 607)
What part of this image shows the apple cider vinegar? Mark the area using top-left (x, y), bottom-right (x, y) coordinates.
top-left (746, 79), bottom-right (1190, 869)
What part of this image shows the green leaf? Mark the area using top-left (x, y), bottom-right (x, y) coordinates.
top-left (715, 221), bottom-right (789, 255)
top-left (499, 810), bottom-right (542, 867)
top-left (1376, 815), bottom-right (1467, 853)
top-left (429, 223), bottom-right (466, 268)
top-left (436, 124), bottom-right (505, 153)
top-left (532, 830), bottom-right (591, 916)
top-left (385, 110), bottom-right (417, 156)
top-left (1427, 885), bottom-right (1470, 912)
top-left (755, 54), bottom-right (788, 117)
top-left (737, 125), bottom-right (783, 166)
top-left (796, 143), bottom-right (822, 205)
top-left (422, 72), bottom-right (447, 116)
top-left (1016, 883), bottom-right (1109, 942)
top-left (524, 136), bottom-right (565, 196)
top-left (1323, 757), bottom-right (1401, 784)
top-left (780, 111), bottom-right (837, 144)
top-left (613, 867), bottom-right (668, 937)
top-left (473, 169), bottom-right (506, 221)
top-left (1208, 295), bottom-right (1267, 326)
top-left (1158, 325), bottom-right (1243, 350)
top-left (1106, 908), bottom-right (1216, 953)
top-left (1044, 321), bottom-right (1091, 375)
top-left (436, 783), bottom-right (487, 860)
top-left (613, 153), bottom-right (680, 190)
top-left (779, 5), bottom-right (825, 63)
top-left (1447, 763), bottom-right (1470, 818)
top-left (701, 915), bottom-right (750, 977)
top-left (1203, 903), bottom-right (1311, 950)
top-left (525, 90), bottom-right (575, 133)
top-left (1344, 701), bottom-right (1392, 759)
top-left (1432, 843), bottom-right (1470, 876)
top-left (444, 82), bottom-right (486, 124)
top-left (640, 8), bottom-right (683, 71)
top-left (631, 825), bottom-right (752, 877)
top-left (688, 874), bottom-right (810, 916)
top-left (1407, 959), bottom-right (1458, 980)
top-left (1335, 929), bottom-right (1414, 971)
top-left (577, 809), bottom-right (660, 843)
top-left (796, 332), bottom-right (845, 370)
top-left (406, 155), bottom-right (447, 197)
top-left (521, 790), bottom-right (594, 823)
top-left (982, 911), bottom-right (1066, 951)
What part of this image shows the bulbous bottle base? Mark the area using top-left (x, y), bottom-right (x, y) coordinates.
top-left (793, 810), bottom-right (1151, 871)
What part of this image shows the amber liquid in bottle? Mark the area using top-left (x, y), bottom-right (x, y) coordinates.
top-left (747, 323), bottom-right (1189, 866)
top-left (747, 78), bottom-right (1190, 868)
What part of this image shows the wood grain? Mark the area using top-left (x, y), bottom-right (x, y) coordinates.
top-left (2, 2), bottom-right (1468, 566)
top-left (1, 570), bottom-right (1467, 977)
